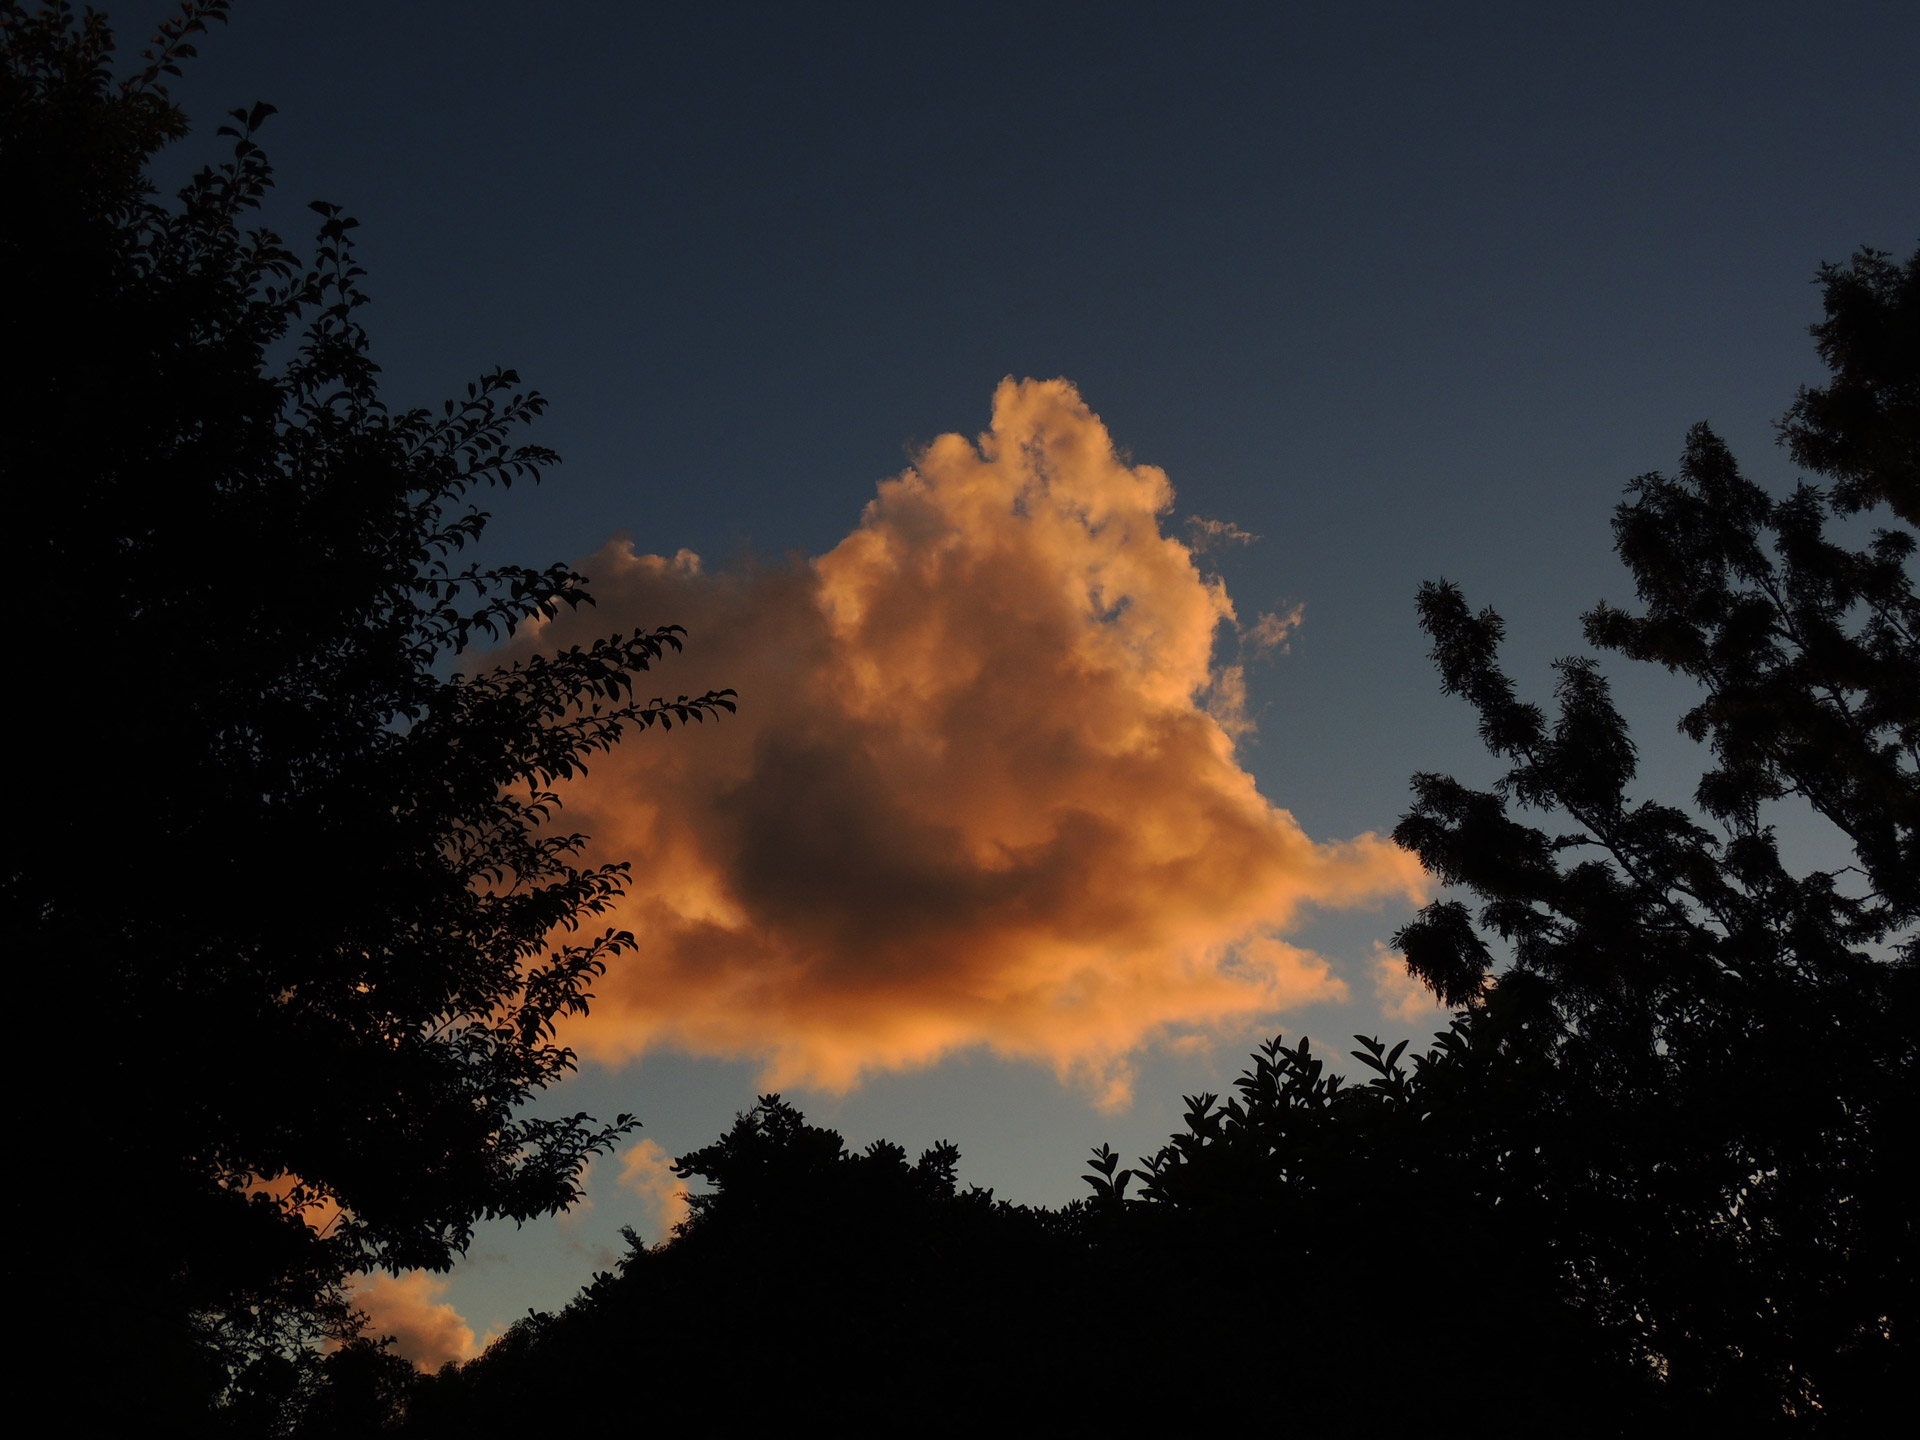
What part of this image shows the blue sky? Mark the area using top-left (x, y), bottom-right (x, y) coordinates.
top-left (131, 0), bottom-right (1919, 1347)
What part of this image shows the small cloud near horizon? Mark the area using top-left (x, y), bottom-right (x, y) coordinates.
top-left (516, 378), bottom-right (1427, 1108)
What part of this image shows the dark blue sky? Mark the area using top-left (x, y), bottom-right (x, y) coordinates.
top-left (148, 1), bottom-right (1918, 831)
top-left (132, 0), bottom-right (1919, 1338)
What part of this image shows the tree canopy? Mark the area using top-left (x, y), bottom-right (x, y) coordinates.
top-left (1384, 244), bottom-right (1916, 1423)
top-left (3, 1), bottom-right (729, 1423)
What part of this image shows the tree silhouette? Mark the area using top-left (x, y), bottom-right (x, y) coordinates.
top-left (399, 1086), bottom-right (1612, 1430)
top-left (403, 1097), bottom-right (1112, 1432)
top-left (3, 2), bottom-right (730, 1423)
top-left (1377, 242), bottom-right (1917, 1423)
top-left (1032, 245), bottom-right (1918, 1429)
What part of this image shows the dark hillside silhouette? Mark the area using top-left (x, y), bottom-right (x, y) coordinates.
top-left (2, 2), bottom-right (729, 1426)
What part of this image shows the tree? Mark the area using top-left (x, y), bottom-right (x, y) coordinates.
top-left (1080, 246), bottom-right (1916, 1430)
top-left (2, 1), bottom-right (731, 1420)
top-left (1378, 242), bottom-right (1917, 1423)
top-left (402, 1097), bottom-right (1101, 1432)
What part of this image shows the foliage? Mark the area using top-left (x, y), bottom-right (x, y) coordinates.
top-left (671, 1095), bottom-right (969, 1240)
top-left (1781, 247), bottom-right (1919, 526)
top-left (1383, 244), bottom-right (1916, 1423)
top-left (3, 0), bottom-right (730, 1421)
top-left (1051, 243), bottom-right (1919, 1429)
top-left (402, 1098), bottom-right (1107, 1432)
top-left (402, 1086), bottom-right (1607, 1430)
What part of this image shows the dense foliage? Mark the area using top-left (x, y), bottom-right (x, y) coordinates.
top-left (1383, 244), bottom-right (1916, 1422)
top-left (3, 2), bottom-right (728, 1424)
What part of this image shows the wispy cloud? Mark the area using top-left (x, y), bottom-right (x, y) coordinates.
top-left (1185, 516), bottom-right (1261, 552)
top-left (522, 379), bottom-right (1425, 1107)
top-left (1241, 603), bottom-right (1304, 657)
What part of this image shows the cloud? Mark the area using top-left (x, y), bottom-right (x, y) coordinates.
top-left (1242, 604), bottom-right (1304, 657)
top-left (617, 1138), bottom-right (691, 1242)
top-left (1186, 516), bottom-right (1260, 552)
top-left (1203, 660), bottom-right (1258, 741)
top-left (350, 1271), bottom-right (478, 1372)
top-left (1371, 941), bottom-right (1450, 1028)
top-left (523, 378), bottom-right (1426, 1106)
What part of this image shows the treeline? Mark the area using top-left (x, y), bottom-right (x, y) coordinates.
top-left (6, 3), bottom-right (1912, 1432)
top-left (392, 1075), bottom-right (1622, 1433)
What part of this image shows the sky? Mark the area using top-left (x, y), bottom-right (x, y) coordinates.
top-left (127, 0), bottom-right (1919, 1362)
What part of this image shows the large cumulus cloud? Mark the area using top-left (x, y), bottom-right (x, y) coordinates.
top-left (528, 379), bottom-right (1424, 1104)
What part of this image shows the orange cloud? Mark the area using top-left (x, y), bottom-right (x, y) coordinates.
top-left (349, 1271), bottom-right (477, 1372)
top-left (617, 1138), bottom-right (691, 1242)
top-left (1242, 603), bottom-right (1304, 657)
top-left (1371, 941), bottom-right (1450, 1028)
top-left (525, 378), bottom-right (1426, 1106)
